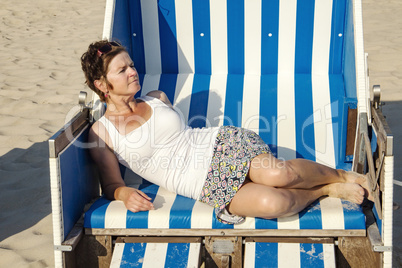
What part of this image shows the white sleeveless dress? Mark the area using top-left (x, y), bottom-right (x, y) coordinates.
top-left (98, 95), bottom-right (219, 200)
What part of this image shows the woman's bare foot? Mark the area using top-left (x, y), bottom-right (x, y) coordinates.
top-left (327, 183), bottom-right (365, 204)
top-left (343, 171), bottom-right (374, 201)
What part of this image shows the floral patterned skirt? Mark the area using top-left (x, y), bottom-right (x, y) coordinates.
top-left (198, 126), bottom-right (271, 224)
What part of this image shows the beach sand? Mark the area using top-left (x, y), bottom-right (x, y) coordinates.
top-left (363, 1), bottom-right (402, 266)
top-left (0, 0), bottom-right (104, 266)
top-left (0, 0), bottom-right (400, 267)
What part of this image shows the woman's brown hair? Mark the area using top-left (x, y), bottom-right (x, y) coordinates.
top-left (81, 40), bottom-right (126, 102)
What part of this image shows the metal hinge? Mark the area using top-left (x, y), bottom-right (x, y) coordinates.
top-left (373, 245), bottom-right (392, 252)
top-left (54, 245), bottom-right (73, 252)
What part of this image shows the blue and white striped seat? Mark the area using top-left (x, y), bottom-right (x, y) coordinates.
top-left (85, 172), bottom-right (365, 231)
top-left (85, 0), bottom-right (364, 232)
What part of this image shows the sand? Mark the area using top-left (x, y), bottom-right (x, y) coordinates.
top-left (0, 0), bottom-right (400, 267)
top-left (362, 1), bottom-right (402, 266)
top-left (0, 0), bottom-right (104, 267)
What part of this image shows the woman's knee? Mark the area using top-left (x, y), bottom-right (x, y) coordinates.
top-left (257, 191), bottom-right (295, 218)
top-left (260, 160), bottom-right (299, 187)
top-left (281, 161), bottom-right (299, 187)
top-left (249, 156), bottom-right (299, 187)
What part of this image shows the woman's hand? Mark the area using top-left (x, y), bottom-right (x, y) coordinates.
top-left (115, 186), bottom-right (155, 212)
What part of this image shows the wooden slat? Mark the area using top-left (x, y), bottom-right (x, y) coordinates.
top-left (346, 108), bottom-right (358, 156)
top-left (336, 236), bottom-right (381, 267)
top-left (48, 108), bottom-right (90, 158)
top-left (86, 228), bottom-right (366, 237)
top-left (363, 132), bottom-right (383, 219)
top-left (245, 237), bottom-right (334, 244)
top-left (365, 208), bottom-right (383, 251)
top-left (371, 106), bottom-right (393, 156)
top-left (353, 113), bottom-right (368, 174)
top-left (371, 106), bottom-right (393, 196)
top-left (116, 237), bottom-right (202, 244)
top-left (363, 133), bottom-right (376, 185)
top-left (62, 217), bottom-right (84, 251)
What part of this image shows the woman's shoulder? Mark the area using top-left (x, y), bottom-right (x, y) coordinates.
top-left (145, 90), bottom-right (172, 107)
top-left (89, 118), bottom-right (112, 147)
top-left (145, 90), bottom-right (166, 99)
top-left (89, 120), bottom-right (104, 141)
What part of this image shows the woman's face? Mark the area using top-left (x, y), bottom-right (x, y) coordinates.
top-left (106, 52), bottom-right (140, 98)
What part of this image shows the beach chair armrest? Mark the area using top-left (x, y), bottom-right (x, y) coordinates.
top-left (353, 85), bottom-right (393, 253)
top-left (57, 217), bottom-right (84, 252)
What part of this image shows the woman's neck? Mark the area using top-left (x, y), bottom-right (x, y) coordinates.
top-left (106, 96), bottom-right (139, 115)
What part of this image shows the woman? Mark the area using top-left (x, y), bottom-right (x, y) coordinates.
top-left (81, 40), bottom-right (369, 224)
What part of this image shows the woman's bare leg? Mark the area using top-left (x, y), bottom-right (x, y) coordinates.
top-left (228, 181), bottom-right (365, 219)
top-left (248, 154), bottom-right (370, 196)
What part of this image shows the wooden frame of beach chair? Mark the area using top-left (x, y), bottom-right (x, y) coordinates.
top-left (48, 0), bottom-right (394, 267)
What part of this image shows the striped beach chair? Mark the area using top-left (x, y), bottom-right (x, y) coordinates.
top-left (49, 0), bottom-right (394, 267)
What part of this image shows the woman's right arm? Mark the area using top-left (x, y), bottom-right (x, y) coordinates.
top-left (88, 122), bottom-right (154, 212)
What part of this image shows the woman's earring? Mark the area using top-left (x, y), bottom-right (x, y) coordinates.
top-left (105, 91), bottom-right (109, 98)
